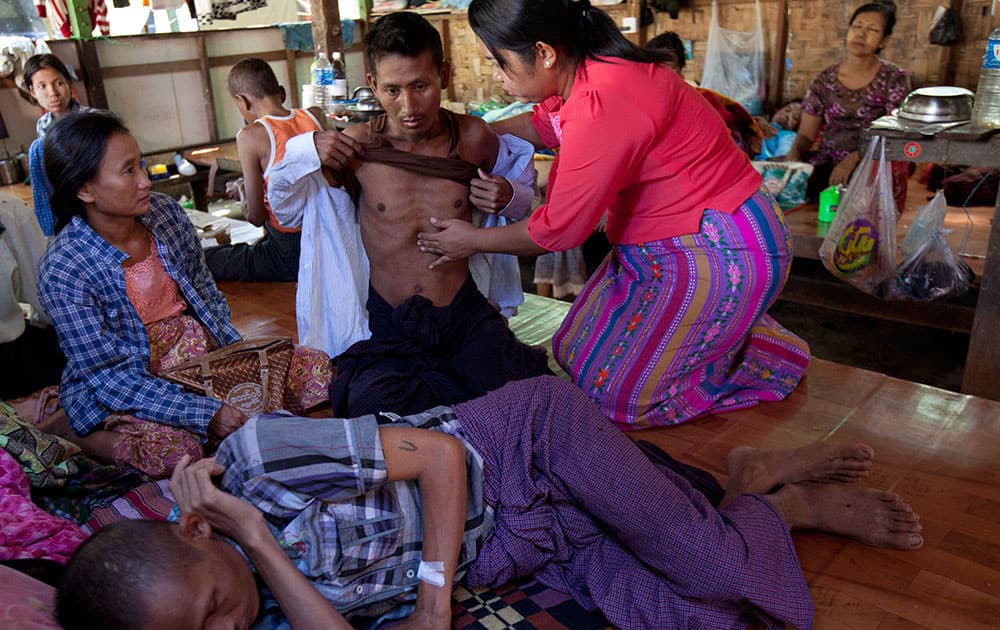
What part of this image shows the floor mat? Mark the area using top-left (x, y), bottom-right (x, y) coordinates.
top-left (451, 577), bottom-right (609, 630)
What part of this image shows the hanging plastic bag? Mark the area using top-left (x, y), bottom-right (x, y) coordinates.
top-left (929, 7), bottom-right (961, 46)
top-left (819, 136), bottom-right (899, 299)
top-left (895, 190), bottom-right (973, 300)
top-left (751, 161), bottom-right (813, 208)
top-left (700, 0), bottom-right (765, 115)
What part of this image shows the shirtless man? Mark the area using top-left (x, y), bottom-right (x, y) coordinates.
top-left (289, 12), bottom-right (550, 416)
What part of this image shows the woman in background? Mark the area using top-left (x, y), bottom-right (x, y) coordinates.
top-left (418, 0), bottom-right (810, 431)
top-left (786, 1), bottom-right (911, 201)
top-left (646, 31), bottom-right (770, 158)
top-left (24, 53), bottom-right (90, 237)
top-left (38, 111), bottom-right (331, 478)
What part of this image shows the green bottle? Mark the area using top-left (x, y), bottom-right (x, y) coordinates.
top-left (818, 185), bottom-right (841, 223)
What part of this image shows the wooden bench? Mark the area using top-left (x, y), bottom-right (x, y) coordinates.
top-left (219, 281), bottom-right (1000, 628)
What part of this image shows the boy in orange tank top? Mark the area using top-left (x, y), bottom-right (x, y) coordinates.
top-left (204, 58), bottom-right (326, 282)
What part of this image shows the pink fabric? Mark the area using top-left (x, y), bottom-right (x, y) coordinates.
top-left (124, 237), bottom-right (187, 325)
top-left (528, 57), bottom-right (761, 250)
top-left (103, 314), bottom-right (214, 478)
top-left (0, 566), bottom-right (59, 629)
top-left (0, 450), bottom-right (87, 564)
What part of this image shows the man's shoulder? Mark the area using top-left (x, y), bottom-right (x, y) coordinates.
top-left (344, 121), bottom-right (374, 143)
top-left (454, 111), bottom-right (498, 166)
top-left (455, 111), bottom-right (493, 141)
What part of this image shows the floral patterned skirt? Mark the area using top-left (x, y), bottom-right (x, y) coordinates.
top-left (106, 315), bottom-right (332, 478)
top-left (552, 188), bottom-right (811, 431)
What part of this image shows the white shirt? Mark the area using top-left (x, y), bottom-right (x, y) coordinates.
top-left (0, 193), bottom-right (50, 343)
top-left (267, 131), bottom-right (537, 358)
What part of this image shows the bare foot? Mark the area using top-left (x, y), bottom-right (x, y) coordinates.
top-left (768, 483), bottom-right (924, 550)
top-left (724, 442), bottom-right (874, 501)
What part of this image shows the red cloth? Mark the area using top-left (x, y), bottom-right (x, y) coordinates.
top-left (527, 57), bottom-right (761, 250)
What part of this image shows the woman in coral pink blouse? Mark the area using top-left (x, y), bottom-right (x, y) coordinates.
top-left (418, 0), bottom-right (810, 430)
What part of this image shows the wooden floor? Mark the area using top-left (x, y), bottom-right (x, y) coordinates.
top-left (219, 280), bottom-right (1000, 630)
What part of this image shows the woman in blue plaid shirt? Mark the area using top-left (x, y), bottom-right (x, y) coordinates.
top-left (37, 111), bottom-right (330, 478)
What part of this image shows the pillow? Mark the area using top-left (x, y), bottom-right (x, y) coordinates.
top-left (0, 565), bottom-right (59, 628)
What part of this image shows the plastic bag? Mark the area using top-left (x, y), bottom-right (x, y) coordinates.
top-left (700, 0), bottom-right (765, 115)
top-left (755, 124), bottom-right (797, 160)
top-left (819, 136), bottom-right (899, 299)
top-left (929, 7), bottom-right (961, 46)
top-left (895, 190), bottom-right (972, 300)
top-left (751, 161), bottom-right (813, 208)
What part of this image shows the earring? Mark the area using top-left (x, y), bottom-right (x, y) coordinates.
top-left (544, 61), bottom-right (551, 68)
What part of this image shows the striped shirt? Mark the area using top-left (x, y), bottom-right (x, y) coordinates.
top-left (38, 193), bottom-right (241, 436)
top-left (215, 408), bottom-right (492, 627)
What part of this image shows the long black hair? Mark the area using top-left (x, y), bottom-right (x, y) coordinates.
top-left (468, 0), bottom-right (671, 71)
top-left (43, 110), bottom-right (130, 233)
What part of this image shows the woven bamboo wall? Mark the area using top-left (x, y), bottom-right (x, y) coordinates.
top-left (647, 0), bottom-right (998, 106)
top-left (952, 0), bottom-right (1000, 88)
top-left (430, 1), bottom-right (999, 107)
top-left (428, 4), bottom-right (635, 105)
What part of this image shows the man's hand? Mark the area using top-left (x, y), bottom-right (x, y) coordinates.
top-left (830, 153), bottom-right (860, 187)
top-left (208, 404), bottom-right (248, 444)
top-left (469, 168), bottom-right (513, 214)
top-left (417, 217), bottom-right (479, 270)
top-left (314, 130), bottom-right (364, 170)
top-left (169, 455), bottom-right (263, 541)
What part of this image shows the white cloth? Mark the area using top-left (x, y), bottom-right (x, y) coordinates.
top-left (0, 194), bottom-right (50, 344)
top-left (268, 131), bottom-right (536, 358)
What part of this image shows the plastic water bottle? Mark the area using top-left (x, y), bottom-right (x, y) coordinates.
top-left (971, 27), bottom-right (1000, 128)
top-left (311, 51), bottom-right (334, 113)
top-left (331, 51), bottom-right (348, 100)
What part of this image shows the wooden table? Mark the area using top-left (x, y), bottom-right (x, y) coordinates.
top-left (0, 182), bottom-right (34, 208)
top-left (785, 124), bottom-right (1000, 401)
top-left (184, 141), bottom-right (241, 173)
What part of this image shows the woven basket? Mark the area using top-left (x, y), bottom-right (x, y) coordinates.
top-left (161, 337), bottom-right (294, 416)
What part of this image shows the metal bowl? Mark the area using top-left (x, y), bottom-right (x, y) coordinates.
top-left (896, 87), bottom-right (974, 123)
top-left (346, 97), bottom-right (385, 122)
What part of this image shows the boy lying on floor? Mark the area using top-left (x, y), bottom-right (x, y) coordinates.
top-left (55, 376), bottom-right (923, 630)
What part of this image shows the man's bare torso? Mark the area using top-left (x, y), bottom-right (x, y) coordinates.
top-left (344, 112), bottom-right (497, 307)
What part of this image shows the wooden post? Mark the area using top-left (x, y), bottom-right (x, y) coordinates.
top-left (310, 0), bottom-right (344, 58)
top-left (195, 35), bottom-right (219, 143)
top-left (64, 0), bottom-right (93, 40)
top-left (962, 188), bottom-right (1000, 401)
top-left (286, 49), bottom-right (300, 108)
top-left (940, 0), bottom-right (965, 86)
top-left (766, 0), bottom-right (789, 113)
top-left (74, 39), bottom-right (108, 109)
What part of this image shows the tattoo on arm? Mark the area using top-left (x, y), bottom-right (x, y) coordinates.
top-left (399, 440), bottom-right (418, 452)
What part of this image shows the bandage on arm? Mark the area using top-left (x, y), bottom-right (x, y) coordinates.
top-left (378, 426), bottom-right (468, 624)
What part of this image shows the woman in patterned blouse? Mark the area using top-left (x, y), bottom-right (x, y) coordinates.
top-left (786, 1), bottom-right (911, 198)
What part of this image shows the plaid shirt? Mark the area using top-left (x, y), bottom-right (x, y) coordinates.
top-left (215, 408), bottom-right (492, 628)
top-left (38, 193), bottom-right (241, 436)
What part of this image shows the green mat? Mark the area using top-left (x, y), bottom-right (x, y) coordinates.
top-left (509, 293), bottom-right (571, 377)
